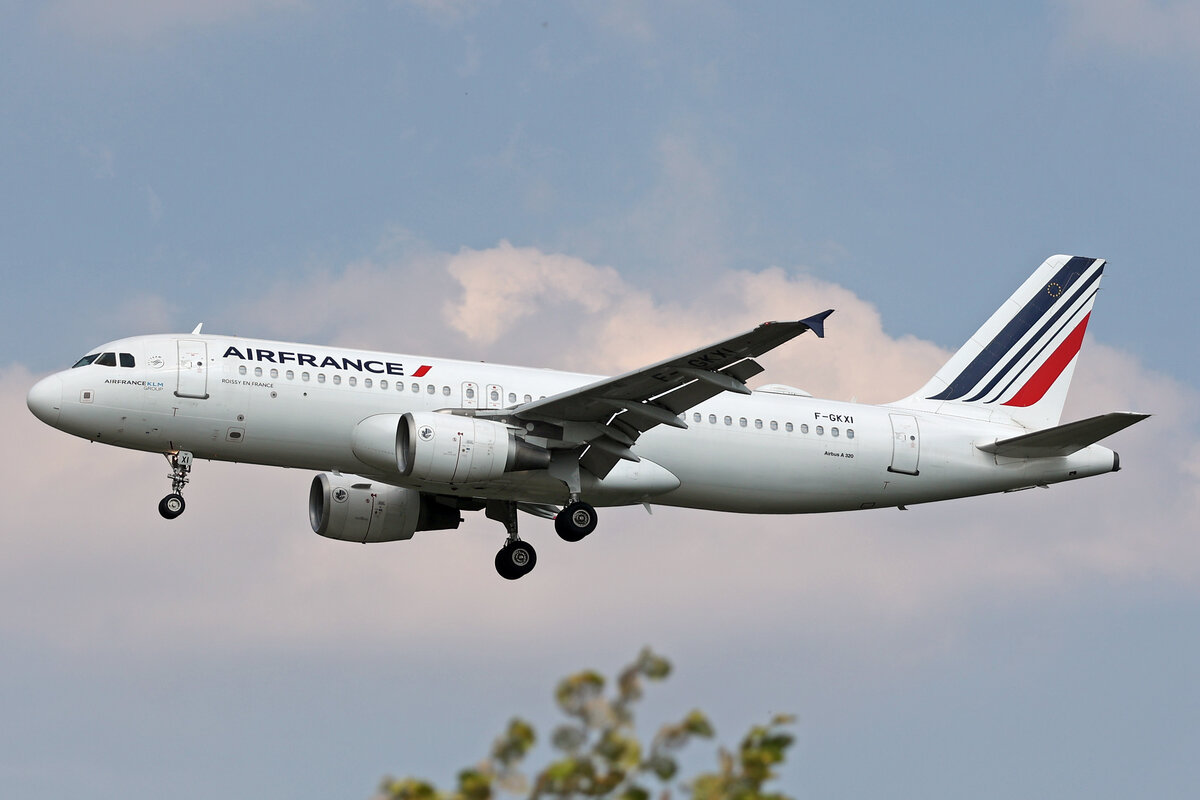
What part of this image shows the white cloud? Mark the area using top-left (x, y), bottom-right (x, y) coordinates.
top-left (1055, 0), bottom-right (1200, 62)
top-left (44, 0), bottom-right (300, 42)
top-left (7, 244), bottom-right (1197, 664)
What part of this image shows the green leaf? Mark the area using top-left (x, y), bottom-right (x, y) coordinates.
top-left (377, 777), bottom-right (442, 800)
top-left (596, 729), bottom-right (642, 768)
top-left (491, 717), bottom-right (536, 766)
top-left (637, 648), bottom-right (672, 681)
top-left (551, 724), bottom-right (588, 754)
top-left (647, 754), bottom-right (678, 781)
top-left (683, 709), bottom-right (715, 738)
top-left (454, 768), bottom-right (492, 800)
top-left (555, 670), bottom-right (606, 717)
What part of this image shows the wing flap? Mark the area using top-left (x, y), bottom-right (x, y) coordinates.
top-left (977, 412), bottom-right (1149, 457)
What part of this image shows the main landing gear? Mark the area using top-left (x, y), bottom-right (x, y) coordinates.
top-left (488, 500), bottom-right (537, 580)
top-left (554, 500), bottom-right (598, 542)
top-left (485, 497), bottom-right (600, 580)
top-left (158, 450), bottom-right (193, 520)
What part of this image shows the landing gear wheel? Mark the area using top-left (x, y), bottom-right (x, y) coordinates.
top-left (555, 501), bottom-right (597, 542)
top-left (495, 540), bottom-right (537, 580)
top-left (158, 493), bottom-right (186, 520)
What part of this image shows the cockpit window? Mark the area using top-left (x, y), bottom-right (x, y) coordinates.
top-left (95, 352), bottom-right (117, 367)
top-left (119, 353), bottom-right (135, 368)
top-left (72, 354), bottom-right (100, 368)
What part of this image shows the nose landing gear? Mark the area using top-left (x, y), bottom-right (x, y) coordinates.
top-left (158, 450), bottom-right (193, 520)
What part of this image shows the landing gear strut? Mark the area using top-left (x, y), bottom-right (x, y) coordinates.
top-left (159, 450), bottom-right (193, 520)
top-left (487, 500), bottom-right (536, 580)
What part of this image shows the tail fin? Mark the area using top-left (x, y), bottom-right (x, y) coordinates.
top-left (895, 255), bottom-right (1105, 430)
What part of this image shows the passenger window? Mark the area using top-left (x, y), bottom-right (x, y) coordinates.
top-left (239, 365), bottom-right (247, 376)
top-left (286, 370), bottom-right (295, 380)
top-left (490, 389), bottom-right (500, 402)
top-left (693, 412), bottom-right (702, 423)
top-left (770, 420), bottom-right (778, 431)
top-left (508, 392), bottom-right (516, 404)
top-left (724, 416), bottom-right (732, 426)
top-left (739, 417), bottom-right (747, 428)
top-left (754, 419), bottom-right (763, 429)
top-left (364, 378), bottom-right (372, 388)
top-left (800, 423), bottom-right (808, 434)
top-left (72, 354), bottom-right (99, 368)
top-left (119, 353), bottom-right (135, 368)
top-left (443, 386), bottom-right (451, 396)
top-left (847, 429), bottom-right (855, 440)
top-left (333, 375), bottom-right (342, 385)
top-left (255, 367), bottom-right (263, 377)
top-left (816, 425), bottom-right (824, 436)
top-left (270, 368), bottom-right (279, 379)
top-left (465, 387), bottom-right (475, 399)
top-left (524, 394), bottom-right (532, 403)
top-left (831, 427), bottom-right (839, 437)
top-left (317, 373), bottom-right (326, 384)
top-left (380, 379), bottom-right (388, 390)
top-left (786, 422), bottom-right (794, 432)
top-left (427, 385), bottom-right (435, 395)
top-left (349, 377), bottom-right (357, 387)
top-left (96, 352), bottom-right (117, 367)
top-left (302, 372), bottom-right (310, 382)
top-left (708, 414), bottom-right (717, 424)
top-left (411, 383), bottom-right (419, 393)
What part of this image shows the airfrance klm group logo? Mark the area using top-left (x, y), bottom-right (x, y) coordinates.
top-left (929, 256), bottom-right (1103, 409)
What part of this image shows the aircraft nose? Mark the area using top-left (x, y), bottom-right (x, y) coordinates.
top-left (27, 374), bottom-right (62, 427)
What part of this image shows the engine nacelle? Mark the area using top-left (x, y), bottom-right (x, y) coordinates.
top-left (396, 412), bottom-right (550, 484)
top-left (308, 472), bottom-right (461, 543)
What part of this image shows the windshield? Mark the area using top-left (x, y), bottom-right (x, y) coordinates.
top-left (72, 354), bottom-right (99, 368)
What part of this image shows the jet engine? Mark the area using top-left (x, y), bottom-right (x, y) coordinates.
top-left (309, 472), bottom-right (461, 543)
top-left (349, 411), bottom-right (550, 484)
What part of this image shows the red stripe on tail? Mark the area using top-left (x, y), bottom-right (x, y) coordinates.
top-left (1002, 313), bottom-right (1090, 408)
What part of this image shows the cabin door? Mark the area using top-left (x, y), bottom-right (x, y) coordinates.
top-left (888, 414), bottom-right (920, 475)
top-left (175, 340), bottom-right (210, 399)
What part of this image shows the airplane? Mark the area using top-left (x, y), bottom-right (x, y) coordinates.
top-left (27, 254), bottom-right (1147, 579)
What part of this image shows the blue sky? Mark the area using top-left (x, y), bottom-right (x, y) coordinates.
top-left (3, 2), bottom-right (1198, 798)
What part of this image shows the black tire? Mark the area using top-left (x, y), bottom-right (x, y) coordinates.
top-left (495, 541), bottom-right (536, 579)
top-left (555, 501), bottom-right (597, 542)
top-left (159, 493), bottom-right (185, 520)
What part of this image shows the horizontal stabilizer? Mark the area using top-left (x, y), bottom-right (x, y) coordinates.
top-left (977, 412), bottom-right (1150, 458)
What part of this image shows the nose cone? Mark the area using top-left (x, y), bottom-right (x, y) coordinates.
top-left (27, 375), bottom-right (62, 427)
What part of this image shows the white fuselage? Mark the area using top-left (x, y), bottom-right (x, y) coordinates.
top-left (30, 333), bottom-right (1119, 513)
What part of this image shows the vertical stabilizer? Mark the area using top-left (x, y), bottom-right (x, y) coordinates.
top-left (894, 255), bottom-right (1105, 430)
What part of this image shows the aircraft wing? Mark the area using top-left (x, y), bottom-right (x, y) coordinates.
top-left (480, 310), bottom-right (833, 478)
